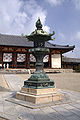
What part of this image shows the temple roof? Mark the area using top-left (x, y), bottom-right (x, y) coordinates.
top-left (62, 57), bottom-right (80, 63)
top-left (0, 34), bottom-right (75, 52)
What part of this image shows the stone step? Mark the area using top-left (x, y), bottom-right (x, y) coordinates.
top-left (0, 68), bottom-right (73, 74)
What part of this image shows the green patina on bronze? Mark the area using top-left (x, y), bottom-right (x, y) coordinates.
top-left (24, 18), bottom-right (55, 89)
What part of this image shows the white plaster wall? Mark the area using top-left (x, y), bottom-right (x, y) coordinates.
top-left (51, 54), bottom-right (61, 68)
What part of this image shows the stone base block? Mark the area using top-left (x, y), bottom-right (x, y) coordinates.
top-left (16, 88), bottom-right (62, 104)
top-left (21, 87), bottom-right (56, 95)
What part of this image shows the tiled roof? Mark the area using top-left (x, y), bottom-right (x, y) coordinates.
top-left (0, 34), bottom-right (75, 50)
top-left (62, 57), bottom-right (80, 63)
top-left (0, 34), bottom-right (33, 47)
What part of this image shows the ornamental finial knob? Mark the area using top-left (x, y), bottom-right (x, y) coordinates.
top-left (36, 17), bottom-right (42, 30)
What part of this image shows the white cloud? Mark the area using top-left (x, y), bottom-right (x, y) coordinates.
top-left (72, 0), bottom-right (80, 10)
top-left (71, 31), bottom-right (80, 44)
top-left (75, 31), bottom-right (80, 39)
top-left (45, 0), bottom-right (64, 6)
top-left (64, 31), bottom-right (80, 58)
top-left (45, 0), bottom-right (80, 10)
top-left (43, 26), bottom-right (50, 33)
top-left (0, 0), bottom-right (50, 35)
top-left (58, 32), bottom-right (65, 39)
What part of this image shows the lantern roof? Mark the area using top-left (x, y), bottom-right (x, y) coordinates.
top-left (26, 18), bottom-right (55, 41)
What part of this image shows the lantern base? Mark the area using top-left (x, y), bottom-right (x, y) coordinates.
top-left (24, 80), bottom-right (55, 89)
top-left (16, 87), bottom-right (62, 104)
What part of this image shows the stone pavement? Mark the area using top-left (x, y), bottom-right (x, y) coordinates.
top-left (0, 74), bottom-right (80, 120)
top-left (0, 74), bottom-right (9, 92)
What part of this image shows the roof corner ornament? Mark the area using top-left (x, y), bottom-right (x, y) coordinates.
top-left (49, 31), bottom-right (55, 40)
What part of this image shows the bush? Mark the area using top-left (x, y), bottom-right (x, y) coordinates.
top-left (75, 65), bottom-right (80, 72)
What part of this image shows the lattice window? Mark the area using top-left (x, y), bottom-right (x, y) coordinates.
top-left (30, 54), bottom-right (36, 62)
top-left (3, 53), bottom-right (12, 62)
top-left (17, 54), bottom-right (25, 62)
top-left (43, 55), bottom-right (49, 62)
top-left (30, 54), bottom-right (49, 62)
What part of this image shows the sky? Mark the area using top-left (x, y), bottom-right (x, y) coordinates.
top-left (0, 0), bottom-right (80, 58)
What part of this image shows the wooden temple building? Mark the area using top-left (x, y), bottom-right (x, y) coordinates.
top-left (62, 57), bottom-right (80, 69)
top-left (0, 34), bottom-right (75, 69)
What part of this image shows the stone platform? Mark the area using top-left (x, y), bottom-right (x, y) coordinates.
top-left (16, 87), bottom-right (62, 104)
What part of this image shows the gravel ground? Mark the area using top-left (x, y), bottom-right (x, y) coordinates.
top-left (18, 72), bottom-right (80, 92)
top-left (0, 72), bottom-right (80, 92)
top-left (49, 73), bottom-right (80, 92)
top-left (0, 74), bottom-right (9, 91)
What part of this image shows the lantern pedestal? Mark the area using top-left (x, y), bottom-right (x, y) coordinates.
top-left (22, 48), bottom-right (55, 89)
top-left (16, 87), bottom-right (62, 104)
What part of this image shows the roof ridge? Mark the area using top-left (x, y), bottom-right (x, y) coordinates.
top-left (47, 41), bottom-right (75, 48)
top-left (0, 33), bottom-right (26, 38)
top-left (63, 57), bottom-right (80, 59)
top-left (47, 41), bottom-right (68, 47)
top-left (47, 41), bottom-right (56, 46)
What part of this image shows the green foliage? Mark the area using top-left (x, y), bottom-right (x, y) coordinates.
top-left (75, 64), bottom-right (80, 72)
top-left (21, 33), bottom-right (24, 36)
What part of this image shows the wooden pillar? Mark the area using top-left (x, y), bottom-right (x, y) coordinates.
top-left (12, 52), bottom-right (17, 68)
top-left (25, 51), bottom-right (30, 69)
top-left (25, 53), bottom-right (27, 69)
top-left (0, 52), bottom-right (3, 63)
top-left (61, 54), bottom-right (62, 68)
top-left (27, 52), bottom-right (30, 69)
top-left (0, 52), bottom-right (3, 67)
top-left (49, 54), bottom-right (51, 68)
